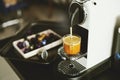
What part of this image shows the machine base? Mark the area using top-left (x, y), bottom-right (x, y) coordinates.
top-left (57, 57), bottom-right (111, 80)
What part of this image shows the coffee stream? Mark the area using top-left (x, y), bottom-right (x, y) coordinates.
top-left (70, 27), bottom-right (72, 38)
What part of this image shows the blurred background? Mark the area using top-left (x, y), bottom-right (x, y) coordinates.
top-left (0, 0), bottom-right (73, 40)
top-left (0, 0), bottom-right (72, 24)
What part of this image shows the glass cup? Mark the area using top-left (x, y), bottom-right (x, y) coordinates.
top-left (63, 34), bottom-right (81, 56)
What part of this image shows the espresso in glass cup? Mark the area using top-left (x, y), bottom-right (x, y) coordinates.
top-left (63, 34), bottom-right (81, 56)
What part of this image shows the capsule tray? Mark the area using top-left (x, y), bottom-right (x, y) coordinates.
top-left (13, 29), bottom-right (62, 59)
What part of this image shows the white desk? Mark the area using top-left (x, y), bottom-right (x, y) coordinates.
top-left (0, 56), bottom-right (20, 80)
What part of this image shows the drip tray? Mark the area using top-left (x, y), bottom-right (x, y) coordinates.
top-left (58, 60), bottom-right (86, 77)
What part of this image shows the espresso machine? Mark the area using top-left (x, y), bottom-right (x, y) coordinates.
top-left (1, 0), bottom-right (120, 80)
top-left (58, 0), bottom-right (120, 79)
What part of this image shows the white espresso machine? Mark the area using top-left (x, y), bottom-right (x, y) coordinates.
top-left (67, 0), bottom-right (120, 76)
